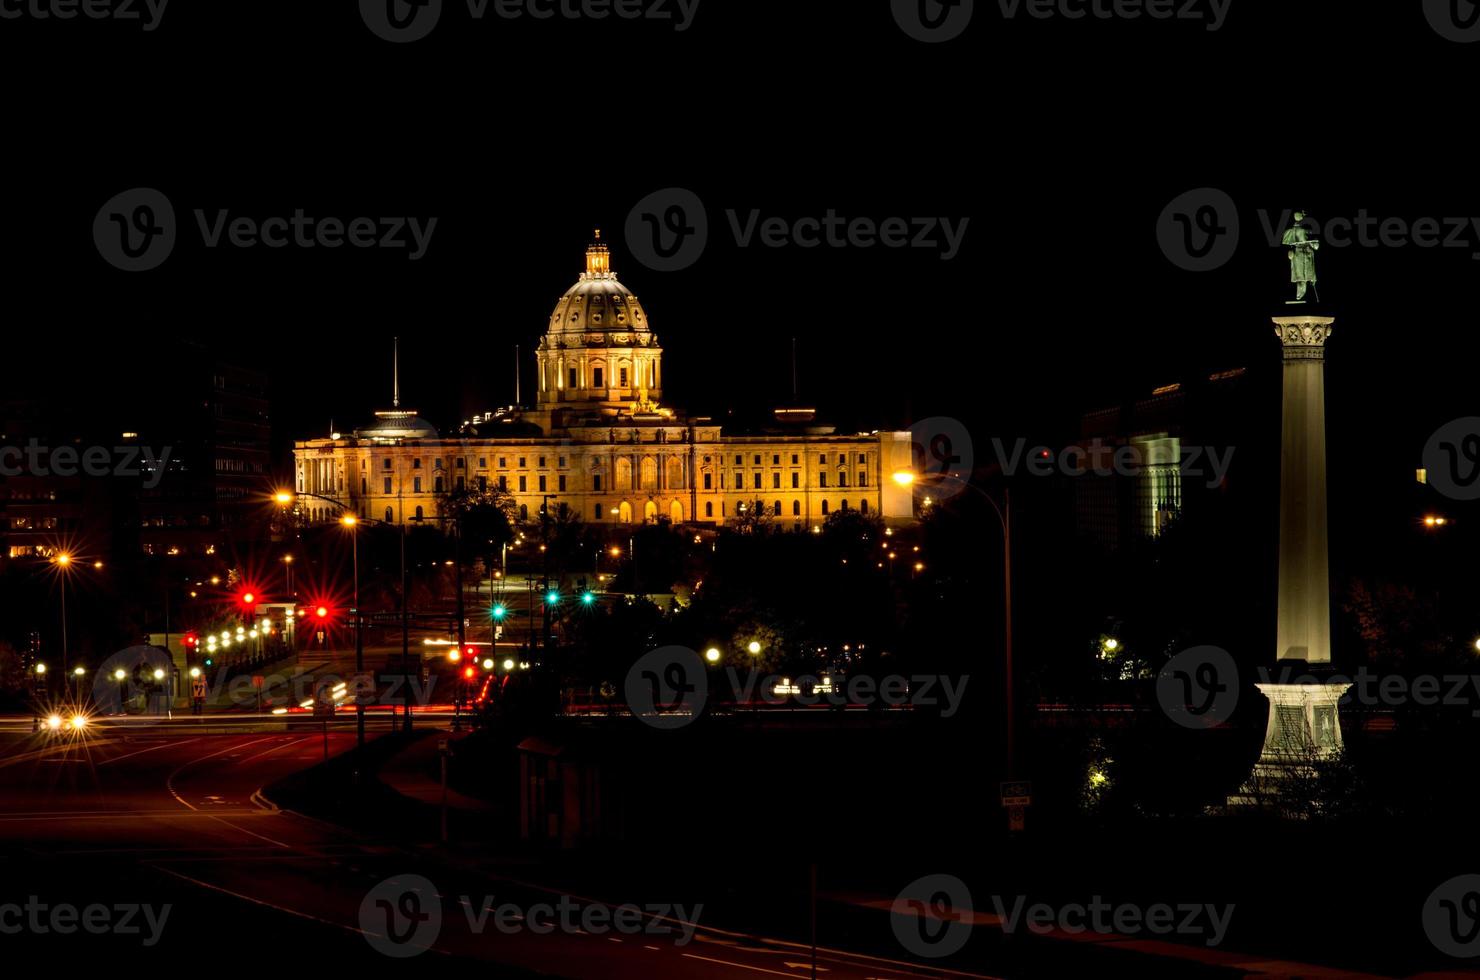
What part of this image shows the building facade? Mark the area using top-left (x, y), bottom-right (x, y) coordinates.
top-left (293, 235), bottom-right (915, 530)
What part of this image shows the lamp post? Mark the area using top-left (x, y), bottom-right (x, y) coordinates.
top-left (893, 469), bottom-right (1015, 781)
top-left (53, 553), bottom-right (73, 677)
top-left (341, 514), bottom-right (364, 750)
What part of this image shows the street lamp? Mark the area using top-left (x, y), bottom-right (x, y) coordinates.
top-left (52, 552), bottom-right (74, 676)
top-left (894, 466), bottom-right (1017, 787)
top-left (341, 513), bottom-right (364, 750)
top-left (747, 640), bottom-right (762, 655)
top-left (704, 647), bottom-right (721, 664)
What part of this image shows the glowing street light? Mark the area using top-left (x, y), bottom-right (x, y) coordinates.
top-left (113, 668), bottom-right (126, 681)
top-left (747, 640), bottom-right (762, 655)
top-left (274, 490), bottom-right (295, 505)
top-left (704, 647), bottom-right (721, 664)
top-left (502, 658), bottom-right (515, 671)
top-left (891, 469), bottom-right (916, 487)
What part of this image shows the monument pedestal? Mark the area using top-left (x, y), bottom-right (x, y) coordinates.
top-left (1228, 678), bottom-right (1351, 807)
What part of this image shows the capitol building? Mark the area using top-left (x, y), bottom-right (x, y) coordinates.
top-left (293, 235), bottom-right (915, 531)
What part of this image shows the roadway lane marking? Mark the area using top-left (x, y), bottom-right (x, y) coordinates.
top-left (152, 865), bottom-right (452, 957)
top-left (681, 954), bottom-right (810, 977)
top-left (233, 736), bottom-right (314, 766)
top-left (97, 737), bottom-right (203, 766)
top-left (166, 736), bottom-right (282, 810)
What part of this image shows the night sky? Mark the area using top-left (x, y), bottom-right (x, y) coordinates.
top-left (3, 0), bottom-right (1477, 524)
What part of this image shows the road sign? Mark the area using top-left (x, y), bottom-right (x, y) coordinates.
top-left (251, 675), bottom-right (264, 688)
top-left (191, 677), bottom-right (207, 699)
top-left (1008, 804), bottom-right (1026, 832)
top-left (1000, 780), bottom-right (1032, 807)
top-left (438, 738), bottom-right (449, 756)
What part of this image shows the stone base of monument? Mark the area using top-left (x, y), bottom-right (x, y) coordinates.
top-left (1227, 679), bottom-right (1352, 811)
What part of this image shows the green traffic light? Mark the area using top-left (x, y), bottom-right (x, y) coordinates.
top-left (546, 590), bottom-right (560, 605)
top-left (581, 591), bottom-right (595, 605)
top-left (491, 604), bottom-right (506, 620)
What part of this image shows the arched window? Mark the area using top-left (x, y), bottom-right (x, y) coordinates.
top-left (841, 499), bottom-right (849, 511)
top-left (705, 501), bottom-right (714, 518)
top-left (414, 505), bottom-right (424, 521)
top-left (792, 500), bottom-right (801, 516)
top-left (519, 504), bottom-right (528, 521)
top-left (860, 500), bottom-right (869, 514)
top-left (385, 507), bottom-right (394, 523)
top-left (773, 500), bottom-right (782, 516)
top-left (821, 500), bottom-right (829, 515)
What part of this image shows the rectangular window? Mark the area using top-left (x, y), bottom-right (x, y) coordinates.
top-left (593, 367), bottom-right (604, 387)
top-left (569, 368), bottom-right (577, 388)
top-left (819, 454), bottom-right (827, 465)
top-left (518, 476), bottom-right (527, 492)
top-left (735, 455), bottom-right (743, 465)
top-left (858, 453), bottom-right (867, 464)
top-left (734, 471), bottom-right (742, 487)
top-left (773, 472), bottom-right (780, 489)
top-left (383, 477), bottom-right (392, 494)
top-left (753, 473), bottom-right (761, 489)
top-left (539, 456), bottom-right (546, 468)
top-left (820, 474), bottom-right (828, 488)
top-left (478, 476), bottom-right (487, 490)
top-left (479, 457), bottom-right (487, 468)
top-left (753, 454), bottom-right (761, 465)
top-left (413, 458), bottom-right (422, 469)
top-left (519, 457), bottom-right (526, 468)
top-left (620, 367), bottom-right (628, 387)
top-left (413, 477), bottom-right (422, 493)
top-left (499, 476), bottom-right (507, 491)
top-left (499, 457), bottom-right (507, 468)
top-left (840, 473), bottom-right (848, 488)
top-left (792, 472), bottom-right (800, 488)
top-left (773, 454), bottom-right (780, 465)
top-left (558, 475), bottom-right (566, 492)
top-left (596, 504), bottom-right (604, 519)
top-left (792, 454), bottom-right (799, 465)
top-left (456, 476), bottom-right (464, 490)
top-left (435, 476), bottom-right (444, 492)
top-left (558, 457), bottom-right (566, 467)
top-left (703, 473), bottom-right (712, 490)
top-left (859, 472), bottom-right (867, 487)
top-left (538, 476), bottom-right (547, 492)
top-left (593, 474), bottom-right (603, 491)
top-left (383, 458), bottom-right (392, 470)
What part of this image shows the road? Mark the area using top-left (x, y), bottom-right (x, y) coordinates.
top-left (0, 723), bottom-right (1002, 978)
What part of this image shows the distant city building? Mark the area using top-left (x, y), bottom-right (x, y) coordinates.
top-left (1074, 367), bottom-right (1252, 552)
top-left (294, 234), bottom-right (915, 530)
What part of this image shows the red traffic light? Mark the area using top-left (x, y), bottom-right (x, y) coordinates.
top-left (315, 605), bottom-right (329, 619)
top-left (183, 633), bottom-right (198, 648)
top-left (463, 666), bottom-right (476, 679)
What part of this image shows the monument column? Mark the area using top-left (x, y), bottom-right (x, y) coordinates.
top-left (1233, 313), bottom-right (1350, 806)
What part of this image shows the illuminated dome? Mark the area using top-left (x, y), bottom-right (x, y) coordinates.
top-left (547, 230), bottom-right (654, 341)
top-left (354, 409), bottom-right (438, 442)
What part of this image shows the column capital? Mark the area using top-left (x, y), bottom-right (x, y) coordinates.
top-left (1273, 315), bottom-right (1334, 361)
